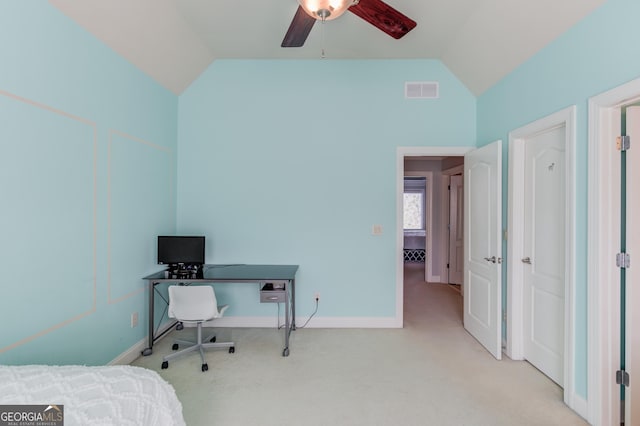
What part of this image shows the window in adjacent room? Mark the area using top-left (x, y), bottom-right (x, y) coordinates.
top-left (403, 177), bottom-right (426, 231)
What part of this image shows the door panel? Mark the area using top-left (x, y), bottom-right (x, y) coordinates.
top-left (464, 140), bottom-right (502, 360)
top-left (523, 125), bottom-right (565, 386)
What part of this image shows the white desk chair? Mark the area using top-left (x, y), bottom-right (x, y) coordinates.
top-left (161, 285), bottom-right (235, 372)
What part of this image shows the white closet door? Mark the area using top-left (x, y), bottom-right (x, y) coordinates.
top-left (522, 125), bottom-right (566, 386)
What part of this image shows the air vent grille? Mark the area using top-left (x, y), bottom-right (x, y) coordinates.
top-left (405, 81), bottom-right (439, 99)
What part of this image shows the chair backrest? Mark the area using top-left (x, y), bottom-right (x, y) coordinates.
top-left (168, 285), bottom-right (221, 322)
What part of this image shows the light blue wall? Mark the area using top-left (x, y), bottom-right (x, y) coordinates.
top-left (3, 2), bottom-right (632, 403)
top-left (177, 59), bottom-right (476, 317)
top-left (478, 0), bottom-right (640, 400)
top-left (0, 3), bottom-right (178, 365)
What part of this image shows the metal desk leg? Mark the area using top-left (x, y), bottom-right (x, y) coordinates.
top-left (141, 280), bottom-right (155, 356)
top-left (291, 278), bottom-right (296, 330)
top-left (282, 283), bottom-right (290, 357)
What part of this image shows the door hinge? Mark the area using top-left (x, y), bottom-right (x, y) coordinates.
top-left (617, 135), bottom-right (630, 151)
top-left (616, 252), bottom-right (631, 269)
top-left (616, 370), bottom-right (630, 387)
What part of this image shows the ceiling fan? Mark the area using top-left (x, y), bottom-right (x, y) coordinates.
top-left (281, 0), bottom-right (417, 48)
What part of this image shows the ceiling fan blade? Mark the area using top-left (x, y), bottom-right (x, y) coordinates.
top-left (349, 0), bottom-right (416, 40)
top-left (282, 6), bottom-right (317, 47)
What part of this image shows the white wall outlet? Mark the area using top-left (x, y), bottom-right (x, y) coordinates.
top-left (131, 312), bottom-right (138, 328)
top-left (372, 224), bottom-right (383, 235)
top-left (314, 292), bottom-right (320, 301)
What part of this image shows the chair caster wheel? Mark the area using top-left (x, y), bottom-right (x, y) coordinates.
top-left (282, 348), bottom-right (289, 357)
top-left (229, 347), bottom-right (235, 354)
top-left (176, 322), bottom-right (184, 331)
top-left (210, 336), bottom-right (216, 343)
top-left (161, 361), bottom-right (168, 369)
top-left (201, 363), bottom-right (208, 372)
top-left (172, 343), bottom-right (179, 350)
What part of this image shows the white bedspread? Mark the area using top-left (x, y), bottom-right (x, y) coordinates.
top-left (0, 365), bottom-right (185, 426)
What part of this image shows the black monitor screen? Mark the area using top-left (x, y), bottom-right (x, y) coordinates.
top-left (157, 236), bottom-right (205, 266)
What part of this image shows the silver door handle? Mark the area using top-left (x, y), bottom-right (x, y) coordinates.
top-left (522, 257), bottom-right (531, 264)
top-left (484, 256), bottom-right (496, 263)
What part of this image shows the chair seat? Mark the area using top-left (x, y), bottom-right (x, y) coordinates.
top-left (161, 286), bottom-right (234, 372)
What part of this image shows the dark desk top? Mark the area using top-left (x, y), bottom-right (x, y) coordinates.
top-left (143, 264), bottom-right (299, 281)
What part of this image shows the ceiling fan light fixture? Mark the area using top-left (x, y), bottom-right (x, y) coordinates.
top-left (297, 0), bottom-right (356, 21)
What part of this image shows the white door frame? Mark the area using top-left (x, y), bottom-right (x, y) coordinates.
top-left (443, 165), bottom-right (465, 285)
top-left (396, 147), bottom-right (473, 326)
top-left (506, 106), bottom-right (577, 411)
top-left (587, 77), bottom-right (640, 426)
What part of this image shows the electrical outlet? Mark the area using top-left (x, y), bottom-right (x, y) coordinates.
top-left (372, 224), bottom-right (383, 235)
top-left (131, 312), bottom-right (138, 328)
top-left (314, 292), bottom-right (320, 301)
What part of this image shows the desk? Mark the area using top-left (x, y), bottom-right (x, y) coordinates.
top-left (142, 264), bottom-right (299, 357)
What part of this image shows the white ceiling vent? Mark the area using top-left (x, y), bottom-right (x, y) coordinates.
top-left (405, 81), bottom-right (439, 99)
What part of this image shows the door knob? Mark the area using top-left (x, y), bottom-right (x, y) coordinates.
top-left (484, 256), bottom-right (496, 263)
top-left (522, 257), bottom-right (532, 264)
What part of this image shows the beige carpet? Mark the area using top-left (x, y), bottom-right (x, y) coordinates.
top-left (132, 264), bottom-right (588, 426)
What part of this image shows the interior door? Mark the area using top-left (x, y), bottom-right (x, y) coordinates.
top-left (522, 125), bottom-right (565, 386)
top-left (464, 140), bottom-right (502, 360)
top-left (448, 174), bottom-right (464, 285)
top-left (626, 106), bottom-right (640, 423)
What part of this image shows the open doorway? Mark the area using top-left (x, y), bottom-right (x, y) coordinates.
top-left (403, 156), bottom-right (464, 288)
top-left (395, 147), bottom-right (473, 327)
top-left (399, 151), bottom-right (467, 334)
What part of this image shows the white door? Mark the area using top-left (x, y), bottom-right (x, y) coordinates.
top-left (464, 141), bottom-right (502, 360)
top-left (448, 175), bottom-right (464, 285)
top-left (522, 125), bottom-right (566, 386)
top-left (626, 106), bottom-right (640, 423)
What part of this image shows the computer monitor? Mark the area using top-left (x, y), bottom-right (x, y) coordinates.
top-left (157, 236), bottom-right (205, 267)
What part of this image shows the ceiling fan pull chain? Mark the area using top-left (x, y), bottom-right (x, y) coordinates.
top-left (321, 19), bottom-right (326, 58)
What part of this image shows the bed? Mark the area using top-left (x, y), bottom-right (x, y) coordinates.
top-left (0, 365), bottom-right (185, 426)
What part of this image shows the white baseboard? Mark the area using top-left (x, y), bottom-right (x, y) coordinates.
top-left (109, 321), bottom-right (176, 366)
top-left (204, 316), bottom-right (402, 328)
top-left (111, 316), bottom-right (402, 365)
top-left (569, 392), bottom-right (589, 423)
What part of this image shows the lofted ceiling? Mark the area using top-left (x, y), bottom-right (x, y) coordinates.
top-left (48, 0), bottom-right (606, 96)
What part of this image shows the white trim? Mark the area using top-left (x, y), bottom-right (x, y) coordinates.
top-left (506, 138), bottom-right (525, 360)
top-left (441, 176), bottom-right (451, 284)
top-left (206, 316), bottom-right (401, 328)
top-left (506, 105), bottom-right (577, 409)
top-left (109, 321), bottom-right (175, 365)
top-left (112, 314), bottom-right (402, 365)
top-left (572, 394), bottom-right (589, 421)
top-left (442, 164), bottom-right (464, 285)
top-left (587, 77), bottom-right (640, 426)
top-left (397, 147), bottom-right (473, 326)
top-left (442, 164), bottom-right (464, 176)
